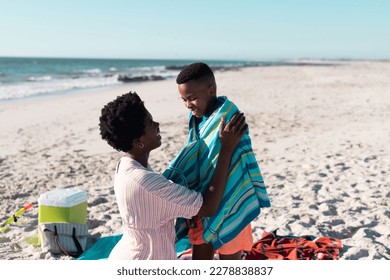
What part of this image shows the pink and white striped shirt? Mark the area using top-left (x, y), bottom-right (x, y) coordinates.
top-left (108, 155), bottom-right (203, 260)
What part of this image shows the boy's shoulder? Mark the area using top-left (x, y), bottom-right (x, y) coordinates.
top-left (218, 95), bottom-right (242, 115)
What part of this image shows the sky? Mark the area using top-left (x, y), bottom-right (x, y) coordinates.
top-left (1, 0), bottom-right (389, 60)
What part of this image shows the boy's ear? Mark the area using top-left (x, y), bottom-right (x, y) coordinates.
top-left (208, 84), bottom-right (217, 96)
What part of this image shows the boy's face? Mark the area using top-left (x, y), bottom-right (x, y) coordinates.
top-left (178, 79), bottom-right (216, 118)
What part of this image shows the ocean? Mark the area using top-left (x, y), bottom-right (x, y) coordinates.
top-left (0, 57), bottom-right (333, 101)
top-left (0, 57), bottom-right (255, 101)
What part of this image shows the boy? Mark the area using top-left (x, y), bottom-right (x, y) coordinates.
top-left (163, 62), bottom-right (271, 260)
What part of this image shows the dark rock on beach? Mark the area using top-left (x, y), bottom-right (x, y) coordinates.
top-left (118, 75), bottom-right (165, 83)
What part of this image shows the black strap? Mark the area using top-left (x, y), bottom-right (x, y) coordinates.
top-left (44, 225), bottom-right (84, 258)
top-left (71, 227), bottom-right (84, 257)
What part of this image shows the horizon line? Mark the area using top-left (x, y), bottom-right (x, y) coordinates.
top-left (0, 55), bottom-right (389, 62)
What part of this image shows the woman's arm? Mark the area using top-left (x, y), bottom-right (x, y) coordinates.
top-left (197, 112), bottom-right (247, 217)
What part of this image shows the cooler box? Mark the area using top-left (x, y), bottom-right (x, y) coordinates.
top-left (38, 187), bottom-right (88, 224)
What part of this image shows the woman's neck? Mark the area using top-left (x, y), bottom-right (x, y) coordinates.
top-left (127, 151), bottom-right (149, 168)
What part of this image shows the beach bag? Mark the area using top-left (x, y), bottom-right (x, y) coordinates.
top-left (38, 187), bottom-right (88, 257)
top-left (39, 222), bottom-right (88, 257)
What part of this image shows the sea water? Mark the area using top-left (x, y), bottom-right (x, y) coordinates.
top-left (0, 57), bottom-right (262, 101)
top-left (0, 57), bottom-right (331, 102)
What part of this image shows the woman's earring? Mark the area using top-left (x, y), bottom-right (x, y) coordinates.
top-left (139, 143), bottom-right (144, 149)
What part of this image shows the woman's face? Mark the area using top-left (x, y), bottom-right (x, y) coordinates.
top-left (140, 110), bottom-right (161, 151)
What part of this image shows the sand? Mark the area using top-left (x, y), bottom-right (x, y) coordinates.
top-left (0, 61), bottom-right (389, 260)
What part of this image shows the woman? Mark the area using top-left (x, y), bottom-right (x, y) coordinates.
top-left (99, 92), bottom-right (247, 260)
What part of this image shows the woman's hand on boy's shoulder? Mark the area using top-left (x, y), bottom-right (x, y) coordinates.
top-left (219, 112), bottom-right (247, 152)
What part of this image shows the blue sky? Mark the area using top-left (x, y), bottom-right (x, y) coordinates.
top-left (1, 0), bottom-right (389, 60)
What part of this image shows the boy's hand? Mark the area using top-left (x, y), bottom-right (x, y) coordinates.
top-left (219, 112), bottom-right (247, 152)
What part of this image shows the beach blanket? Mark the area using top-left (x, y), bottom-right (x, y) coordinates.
top-left (77, 234), bottom-right (190, 260)
top-left (244, 230), bottom-right (343, 260)
top-left (163, 96), bottom-right (271, 249)
top-left (77, 234), bottom-right (123, 260)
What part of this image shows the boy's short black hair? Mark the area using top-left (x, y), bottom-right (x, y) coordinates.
top-left (99, 92), bottom-right (147, 152)
top-left (176, 62), bottom-right (215, 84)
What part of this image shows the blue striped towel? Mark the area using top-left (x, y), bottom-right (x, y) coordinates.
top-left (163, 96), bottom-right (271, 249)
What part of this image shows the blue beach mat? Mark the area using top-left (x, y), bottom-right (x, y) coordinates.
top-left (77, 234), bottom-right (122, 260)
top-left (77, 234), bottom-right (191, 260)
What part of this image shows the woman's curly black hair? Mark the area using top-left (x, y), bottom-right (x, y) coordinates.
top-left (99, 92), bottom-right (147, 152)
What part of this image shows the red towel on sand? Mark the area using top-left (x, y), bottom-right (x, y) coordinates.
top-left (244, 231), bottom-right (342, 260)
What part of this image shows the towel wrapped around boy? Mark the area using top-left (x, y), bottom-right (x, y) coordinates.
top-left (163, 96), bottom-right (271, 250)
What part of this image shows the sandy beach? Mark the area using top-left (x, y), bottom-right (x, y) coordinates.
top-left (0, 61), bottom-right (389, 260)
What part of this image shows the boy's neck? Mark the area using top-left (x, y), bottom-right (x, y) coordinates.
top-left (205, 97), bottom-right (218, 117)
